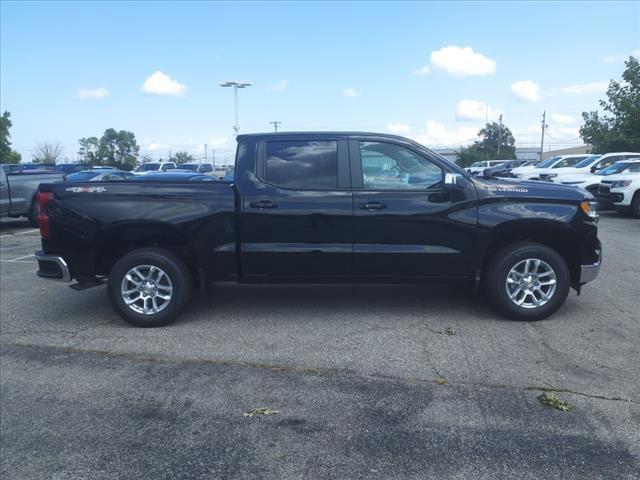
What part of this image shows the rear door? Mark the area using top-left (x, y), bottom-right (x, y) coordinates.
top-left (240, 137), bottom-right (353, 278)
top-left (350, 138), bottom-right (477, 278)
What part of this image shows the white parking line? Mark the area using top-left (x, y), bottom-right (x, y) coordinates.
top-left (0, 229), bottom-right (40, 238)
top-left (0, 259), bottom-right (37, 264)
top-left (8, 254), bottom-right (36, 261)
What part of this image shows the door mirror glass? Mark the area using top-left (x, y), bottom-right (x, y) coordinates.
top-left (444, 173), bottom-right (465, 188)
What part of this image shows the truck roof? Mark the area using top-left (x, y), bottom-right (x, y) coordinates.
top-left (237, 131), bottom-right (413, 142)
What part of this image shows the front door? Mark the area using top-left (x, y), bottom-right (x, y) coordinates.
top-left (240, 137), bottom-right (353, 278)
top-left (350, 139), bottom-right (476, 278)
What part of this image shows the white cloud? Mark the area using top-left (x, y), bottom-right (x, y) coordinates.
top-left (602, 50), bottom-right (640, 63)
top-left (143, 142), bottom-right (170, 152)
top-left (208, 137), bottom-right (231, 148)
top-left (343, 87), bottom-right (361, 97)
top-left (429, 45), bottom-right (496, 76)
top-left (387, 123), bottom-right (411, 135)
top-left (412, 64), bottom-right (431, 76)
top-left (511, 80), bottom-right (541, 102)
top-left (268, 79), bottom-right (288, 92)
top-left (413, 121), bottom-right (479, 148)
top-left (456, 99), bottom-right (501, 122)
top-left (141, 71), bottom-right (187, 96)
top-left (550, 112), bottom-right (576, 125)
top-left (559, 81), bottom-right (608, 94)
top-left (77, 87), bottom-right (109, 99)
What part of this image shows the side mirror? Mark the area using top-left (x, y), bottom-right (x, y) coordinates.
top-left (590, 165), bottom-right (599, 173)
top-left (444, 172), bottom-right (466, 189)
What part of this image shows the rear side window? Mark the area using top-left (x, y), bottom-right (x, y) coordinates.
top-left (265, 140), bottom-right (338, 189)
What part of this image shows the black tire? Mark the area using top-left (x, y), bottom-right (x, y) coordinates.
top-left (632, 191), bottom-right (640, 218)
top-left (107, 247), bottom-right (191, 327)
top-left (484, 242), bottom-right (570, 321)
top-left (27, 199), bottom-right (39, 227)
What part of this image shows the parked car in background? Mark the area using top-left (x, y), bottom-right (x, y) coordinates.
top-left (597, 165), bottom-right (640, 217)
top-left (177, 163), bottom-right (214, 174)
top-left (520, 154), bottom-right (590, 181)
top-left (510, 156), bottom-right (562, 179)
top-left (464, 160), bottom-right (506, 175)
top-left (131, 171), bottom-right (216, 182)
top-left (56, 163), bottom-right (91, 174)
top-left (548, 152), bottom-right (640, 183)
top-left (65, 170), bottom-right (136, 182)
top-left (559, 159), bottom-right (640, 195)
top-left (223, 168), bottom-right (234, 182)
top-left (133, 162), bottom-right (177, 174)
top-left (34, 132), bottom-right (601, 327)
top-left (0, 164), bottom-right (64, 225)
top-left (482, 160), bottom-right (529, 178)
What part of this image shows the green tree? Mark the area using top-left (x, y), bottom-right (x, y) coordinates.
top-left (78, 130), bottom-right (139, 169)
top-left (170, 151), bottom-right (193, 164)
top-left (78, 137), bottom-right (100, 165)
top-left (456, 121), bottom-right (517, 167)
top-left (580, 56), bottom-right (640, 153)
top-left (0, 111), bottom-right (23, 164)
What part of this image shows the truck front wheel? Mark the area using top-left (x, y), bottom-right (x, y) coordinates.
top-left (484, 242), bottom-right (570, 321)
top-left (107, 247), bottom-right (191, 327)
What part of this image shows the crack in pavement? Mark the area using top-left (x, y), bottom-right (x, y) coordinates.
top-left (3, 341), bottom-right (638, 405)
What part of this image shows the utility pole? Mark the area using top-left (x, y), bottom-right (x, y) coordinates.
top-left (270, 121), bottom-right (282, 133)
top-left (540, 111), bottom-right (547, 161)
top-left (220, 81), bottom-right (252, 136)
top-left (497, 114), bottom-right (503, 157)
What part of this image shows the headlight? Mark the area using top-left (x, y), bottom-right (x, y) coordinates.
top-left (610, 180), bottom-right (632, 188)
top-left (580, 201), bottom-right (599, 219)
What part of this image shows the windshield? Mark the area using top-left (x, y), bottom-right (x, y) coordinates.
top-left (574, 155), bottom-right (601, 168)
top-left (179, 164), bottom-right (198, 171)
top-left (553, 156), bottom-right (585, 168)
top-left (598, 162), bottom-right (633, 175)
top-left (536, 156), bottom-right (559, 168)
top-left (136, 163), bottom-right (160, 172)
top-left (67, 171), bottom-right (100, 181)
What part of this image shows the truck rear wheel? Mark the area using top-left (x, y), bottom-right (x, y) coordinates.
top-left (107, 247), bottom-right (191, 327)
top-left (484, 242), bottom-right (570, 321)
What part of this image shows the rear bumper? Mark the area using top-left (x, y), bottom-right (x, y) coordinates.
top-left (35, 251), bottom-right (71, 282)
top-left (578, 249), bottom-right (602, 285)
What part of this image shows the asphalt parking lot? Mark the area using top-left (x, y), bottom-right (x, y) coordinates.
top-left (1, 214), bottom-right (639, 479)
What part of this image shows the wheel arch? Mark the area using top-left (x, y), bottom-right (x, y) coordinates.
top-left (478, 219), bottom-right (582, 287)
top-left (93, 221), bottom-right (198, 278)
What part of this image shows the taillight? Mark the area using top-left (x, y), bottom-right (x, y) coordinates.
top-left (37, 191), bottom-right (55, 238)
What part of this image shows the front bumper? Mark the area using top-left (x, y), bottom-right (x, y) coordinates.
top-left (578, 249), bottom-right (602, 285)
top-left (35, 251), bottom-right (71, 282)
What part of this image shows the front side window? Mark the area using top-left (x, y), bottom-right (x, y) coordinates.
top-left (360, 141), bottom-right (443, 190)
top-left (265, 140), bottom-right (338, 189)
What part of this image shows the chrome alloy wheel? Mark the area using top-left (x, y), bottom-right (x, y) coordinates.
top-left (120, 265), bottom-right (173, 315)
top-left (505, 258), bottom-right (557, 309)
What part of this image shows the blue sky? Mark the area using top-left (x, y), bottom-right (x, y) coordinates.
top-left (1, 0), bottom-right (639, 163)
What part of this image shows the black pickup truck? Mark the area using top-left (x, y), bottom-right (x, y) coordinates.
top-left (35, 132), bottom-right (601, 327)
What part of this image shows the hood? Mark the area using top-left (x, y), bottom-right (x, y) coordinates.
top-left (547, 166), bottom-right (589, 175)
top-left (473, 177), bottom-right (590, 202)
top-left (600, 172), bottom-right (640, 182)
top-left (558, 172), bottom-right (598, 184)
top-left (510, 165), bottom-right (538, 174)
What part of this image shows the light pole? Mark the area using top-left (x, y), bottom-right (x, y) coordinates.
top-left (220, 81), bottom-right (252, 136)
